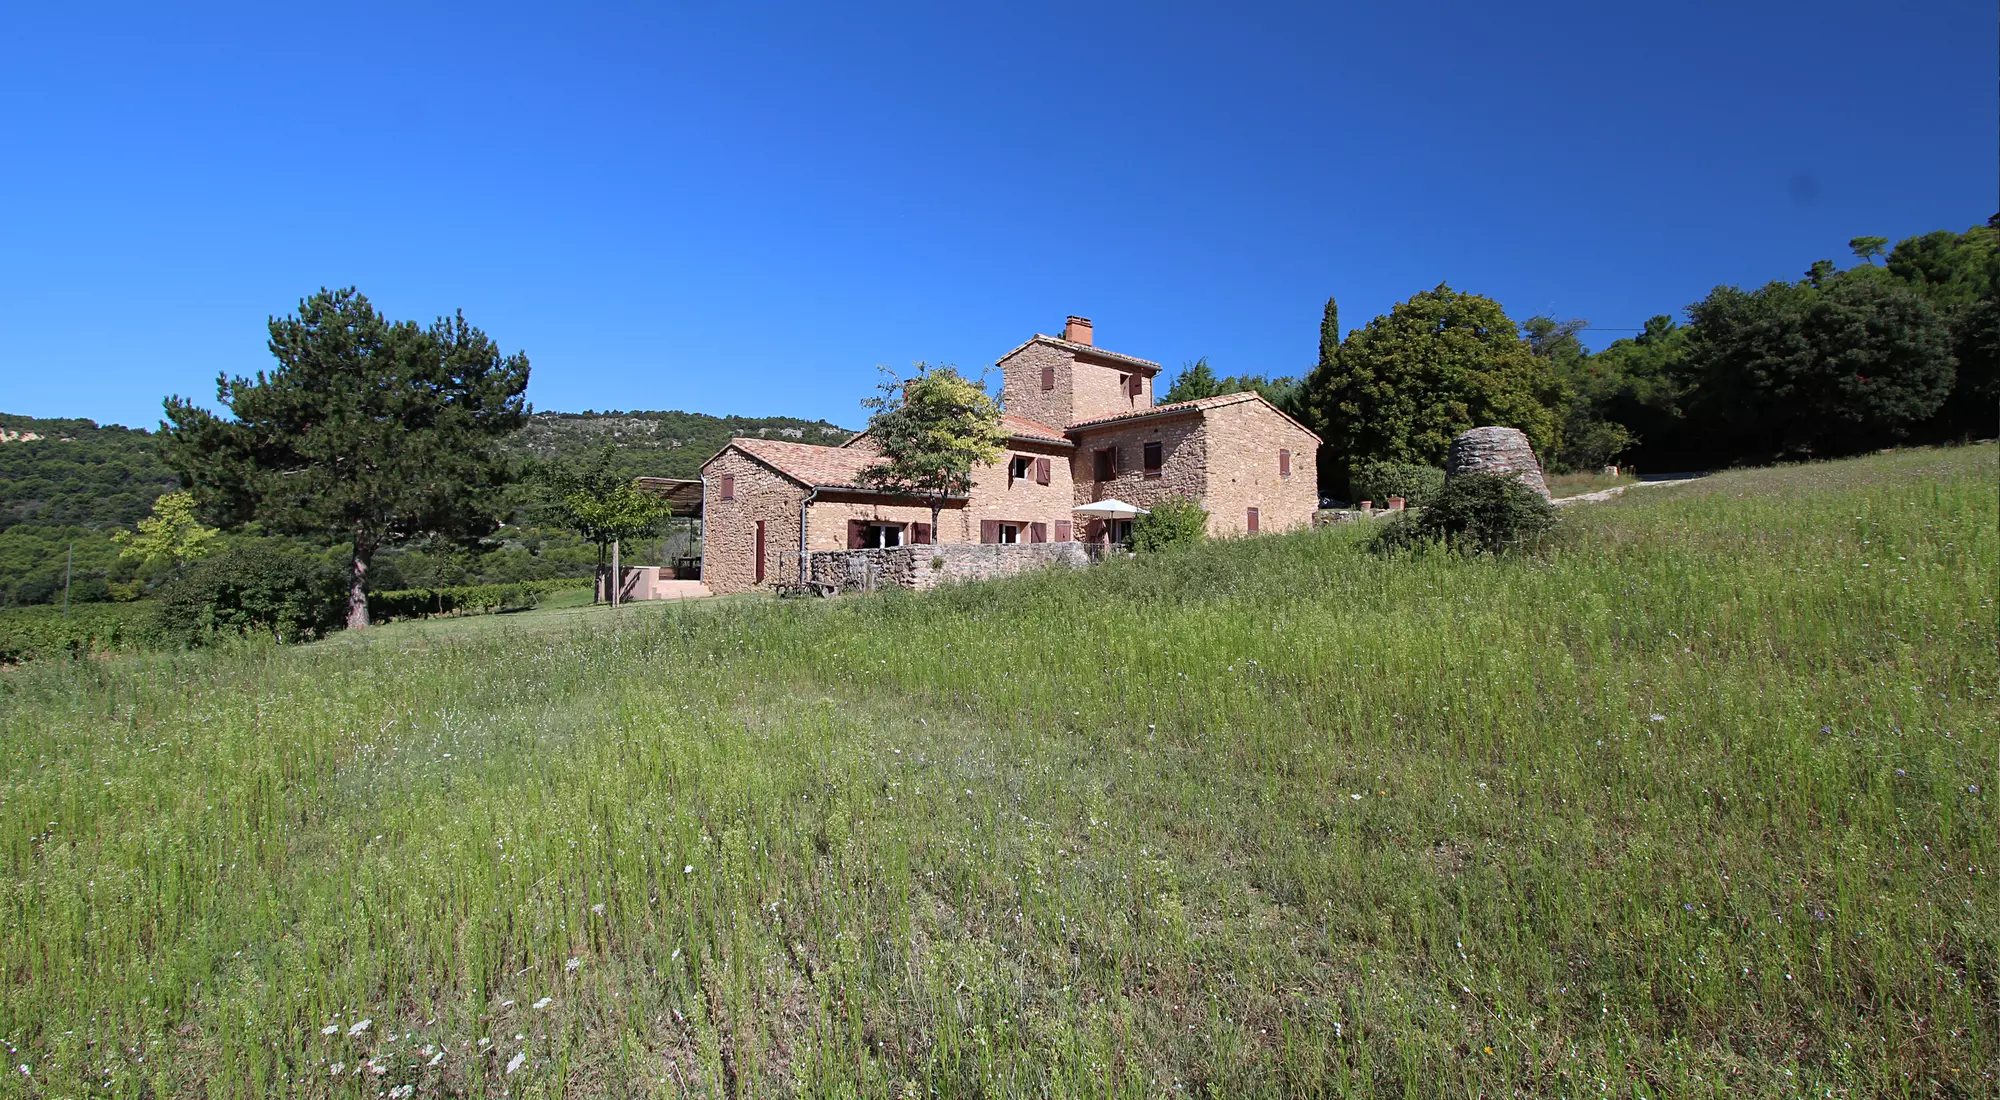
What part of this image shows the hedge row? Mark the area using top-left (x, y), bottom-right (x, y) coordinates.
top-left (369, 579), bottom-right (588, 622)
top-left (0, 602), bottom-right (162, 664)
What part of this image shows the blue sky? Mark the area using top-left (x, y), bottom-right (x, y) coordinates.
top-left (1, 1), bottom-right (1992, 431)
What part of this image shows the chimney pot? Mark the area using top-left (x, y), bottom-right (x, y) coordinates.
top-left (1063, 315), bottom-right (1093, 345)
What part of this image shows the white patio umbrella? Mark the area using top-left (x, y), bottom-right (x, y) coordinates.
top-left (1070, 498), bottom-right (1151, 519)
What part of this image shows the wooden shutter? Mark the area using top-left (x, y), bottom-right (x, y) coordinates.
top-left (754, 520), bottom-right (766, 581)
top-left (979, 519), bottom-right (998, 544)
top-left (1040, 365), bottom-right (1055, 391)
top-left (912, 523), bottom-right (932, 545)
top-left (1030, 522), bottom-right (1047, 543)
top-left (848, 520), bottom-right (867, 549)
top-left (1035, 457), bottom-right (1050, 484)
top-left (1054, 520), bottom-right (1072, 542)
top-left (1128, 373), bottom-right (1143, 397)
top-left (1246, 507), bottom-right (1260, 534)
top-left (1279, 448), bottom-right (1291, 477)
top-left (719, 475), bottom-right (735, 501)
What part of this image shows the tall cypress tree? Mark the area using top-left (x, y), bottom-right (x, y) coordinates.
top-left (1317, 297), bottom-right (1341, 374)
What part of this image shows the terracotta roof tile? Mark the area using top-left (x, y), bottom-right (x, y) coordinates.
top-left (994, 334), bottom-right (1162, 372)
top-left (729, 436), bottom-right (884, 489)
top-left (1066, 390), bottom-right (1324, 443)
top-left (1000, 413), bottom-right (1068, 443)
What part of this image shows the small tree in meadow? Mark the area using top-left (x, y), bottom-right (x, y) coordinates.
top-left (1130, 495), bottom-right (1209, 552)
top-left (1372, 472), bottom-right (1558, 556)
top-left (112, 491), bottom-right (220, 571)
top-left (856, 363), bottom-right (1007, 537)
top-left (539, 444), bottom-right (674, 603)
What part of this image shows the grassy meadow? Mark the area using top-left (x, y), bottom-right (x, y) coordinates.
top-left (1, 444), bottom-right (1994, 1098)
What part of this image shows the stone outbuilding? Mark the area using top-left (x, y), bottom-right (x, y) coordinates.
top-left (1445, 426), bottom-right (1551, 499)
top-left (697, 316), bottom-right (1322, 594)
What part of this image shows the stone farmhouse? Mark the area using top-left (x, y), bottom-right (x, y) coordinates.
top-left (695, 317), bottom-right (1320, 595)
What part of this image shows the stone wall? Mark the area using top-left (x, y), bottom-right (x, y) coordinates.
top-left (997, 341), bottom-right (1077, 429)
top-left (1196, 398), bottom-right (1321, 536)
top-left (701, 449), bottom-right (806, 594)
top-left (1445, 426), bottom-right (1551, 499)
top-left (809, 541), bottom-right (1091, 593)
top-left (1069, 414), bottom-right (1209, 528)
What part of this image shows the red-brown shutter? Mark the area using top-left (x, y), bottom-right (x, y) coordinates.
top-left (1035, 457), bottom-right (1050, 484)
top-left (1055, 520), bottom-right (1072, 542)
top-left (754, 520), bottom-right (766, 581)
top-left (720, 475), bottom-right (735, 501)
top-left (1246, 507), bottom-right (1260, 534)
top-left (980, 519), bottom-right (998, 544)
top-left (1029, 522), bottom-right (1047, 543)
top-left (1040, 365), bottom-right (1055, 391)
top-left (1128, 373), bottom-right (1143, 397)
top-left (1279, 448), bottom-right (1291, 477)
top-left (912, 523), bottom-right (932, 545)
top-left (848, 520), bottom-right (867, 549)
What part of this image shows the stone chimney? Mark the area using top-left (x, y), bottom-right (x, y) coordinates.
top-left (1063, 315), bottom-right (1093, 345)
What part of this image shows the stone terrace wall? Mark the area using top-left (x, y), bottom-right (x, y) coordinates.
top-left (809, 541), bottom-right (1090, 594)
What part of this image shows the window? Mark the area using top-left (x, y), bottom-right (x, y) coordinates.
top-left (1128, 373), bottom-right (1144, 398)
top-left (1054, 520), bottom-right (1073, 542)
top-left (719, 475), bottom-right (735, 501)
top-left (1010, 455), bottom-right (1033, 482)
top-left (1034, 457), bottom-right (1050, 485)
top-left (1279, 448), bottom-right (1291, 477)
top-left (1040, 365), bottom-right (1055, 391)
top-left (849, 521), bottom-right (905, 548)
top-left (1246, 507), bottom-right (1260, 534)
top-left (999, 523), bottom-right (1020, 544)
top-left (1143, 441), bottom-right (1163, 478)
top-left (754, 520), bottom-right (766, 581)
top-left (1093, 448), bottom-right (1115, 482)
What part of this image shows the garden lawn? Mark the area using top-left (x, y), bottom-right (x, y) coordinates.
top-left (1, 444), bottom-right (1994, 1098)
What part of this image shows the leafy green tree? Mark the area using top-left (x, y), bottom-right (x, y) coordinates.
top-left (1161, 358), bottom-right (1222, 403)
top-left (1300, 285), bottom-right (1564, 496)
top-left (1129, 495), bottom-right (1209, 552)
top-left (1349, 461), bottom-right (1446, 508)
top-left (1160, 357), bottom-right (1303, 413)
top-left (538, 444), bottom-right (674, 603)
top-left (857, 363), bottom-right (1007, 537)
top-left (1849, 236), bottom-right (1889, 264)
top-left (111, 491), bottom-right (218, 571)
top-left (1522, 316), bottom-right (1635, 471)
top-left (1683, 273), bottom-right (1954, 458)
top-left (161, 288), bottom-right (530, 629)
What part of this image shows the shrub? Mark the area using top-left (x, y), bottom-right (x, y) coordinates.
top-left (1372, 472), bottom-right (1558, 555)
top-left (0, 602), bottom-right (161, 663)
top-left (1350, 460), bottom-right (1446, 508)
top-left (368, 579), bottom-right (581, 622)
top-left (153, 545), bottom-right (346, 646)
top-left (1130, 495), bottom-right (1210, 552)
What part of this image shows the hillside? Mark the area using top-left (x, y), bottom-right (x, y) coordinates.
top-left (505, 409), bottom-right (854, 481)
top-left (0, 408), bottom-right (852, 604)
top-left (2, 443), bottom-right (1991, 1097)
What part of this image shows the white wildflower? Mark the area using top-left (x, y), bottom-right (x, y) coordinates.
top-left (347, 1019), bottom-right (371, 1037)
top-left (1648, 714), bottom-right (1666, 723)
top-left (565, 957), bottom-right (582, 973)
top-left (329, 1063), bottom-right (345, 1076)
top-left (506, 1051), bottom-right (526, 1075)
top-left (1350, 793), bottom-right (1362, 801)
top-left (320, 1024), bottom-right (338, 1035)
top-left (590, 903), bottom-right (605, 915)
top-left (684, 864), bottom-right (695, 874)
top-left (533, 997), bottom-right (552, 1010)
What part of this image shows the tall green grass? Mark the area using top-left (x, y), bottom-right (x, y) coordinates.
top-left (1, 444), bottom-right (1993, 1098)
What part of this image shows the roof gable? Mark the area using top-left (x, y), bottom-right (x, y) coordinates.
top-left (1066, 390), bottom-right (1323, 443)
top-left (994, 334), bottom-right (1162, 374)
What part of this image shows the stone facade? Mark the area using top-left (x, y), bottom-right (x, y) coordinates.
top-left (809, 541), bottom-right (1090, 593)
top-left (702, 448), bottom-right (806, 593)
top-left (998, 337), bottom-right (1156, 429)
top-left (1192, 397), bottom-right (1321, 536)
top-left (1445, 426), bottom-right (1551, 499)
